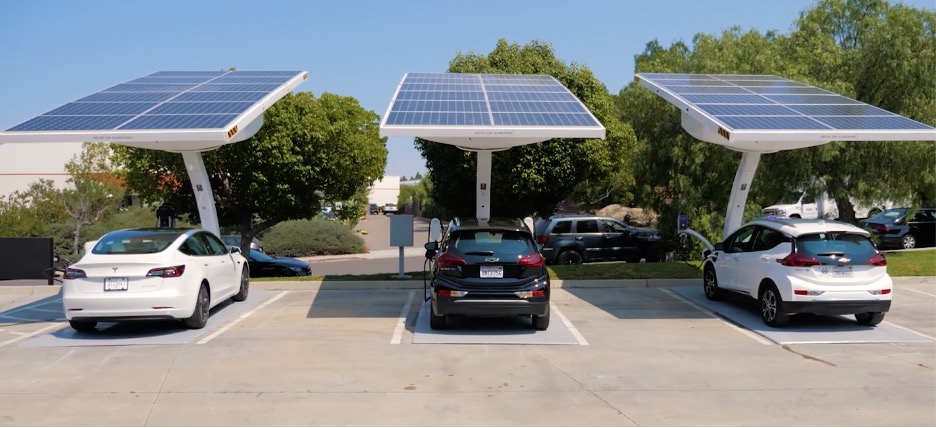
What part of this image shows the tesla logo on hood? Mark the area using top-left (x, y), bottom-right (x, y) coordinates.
top-left (112, 267), bottom-right (118, 272)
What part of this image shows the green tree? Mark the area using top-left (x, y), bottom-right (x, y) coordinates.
top-left (113, 92), bottom-right (387, 251)
top-left (62, 142), bottom-right (123, 257)
top-left (417, 39), bottom-right (637, 218)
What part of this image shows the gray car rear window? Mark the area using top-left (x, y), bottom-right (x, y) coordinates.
top-left (796, 232), bottom-right (877, 260)
top-left (447, 230), bottom-right (535, 258)
top-left (92, 231), bottom-right (179, 255)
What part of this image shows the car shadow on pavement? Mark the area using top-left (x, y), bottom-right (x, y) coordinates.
top-left (304, 284), bottom-right (417, 318)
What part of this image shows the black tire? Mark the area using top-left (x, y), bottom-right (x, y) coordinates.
top-left (855, 312), bottom-right (885, 326)
top-left (644, 251), bottom-right (663, 263)
top-left (760, 285), bottom-right (789, 327)
top-left (183, 283), bottom-right (210, 329)
top-left (625, 256), bottom-right (641, 263)
top-left (532, 306), bottom-right (550, 331)
top-left (790, 214), bottom-right (801, 219)
top-left (69, 320), bottom-right (96, 332)
top-left (557, 250), bottom-right (583, 265)
top-left (429, 303), bottom-right (447, 329)
top-left (703, 265), bottom-right (722, 301)
top-left (901, 234), bottom-right (916, 249)
top-left (232, 267), bottom-right (249, 302)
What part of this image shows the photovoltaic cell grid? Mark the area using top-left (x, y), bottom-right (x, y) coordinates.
top-left (385, 73), bottom-right (600, 127)
top-left (638, 73), bottom-right (933, 131)
top-left (5, 71), bottom-right (303, 132)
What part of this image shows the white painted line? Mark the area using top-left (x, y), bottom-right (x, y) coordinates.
top-left (661, 289), bottom-right (773, 345)
top-left (901, 288), bottom-right (936, 298)
top-left (0, 329), bottom-right (27, 336)
top-left (551, 303), bottom-right (588, 346)
top-left (0, 323), bottom-right (64, 348)
top-left (196, 290), bottom-right (289, 345)
top-left (391, 290), bottom-right (416, 345)
top-left (881, 320), bottom-right (936, 342)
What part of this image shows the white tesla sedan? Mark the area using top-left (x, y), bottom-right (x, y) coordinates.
top-left (62, 228), bottom-right (250, 332)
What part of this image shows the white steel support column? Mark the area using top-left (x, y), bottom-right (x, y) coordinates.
top-left (181, 151), bottom-right (221, 237)
top-left (723, 151), bottom-right (761, 239)
top-left (476, 150), bottom-right (492, 219)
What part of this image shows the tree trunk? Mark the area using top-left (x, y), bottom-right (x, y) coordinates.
top-left (836, 197), bottom-right (857, 225)
top-left (73, 222), bottom-right (82, 258)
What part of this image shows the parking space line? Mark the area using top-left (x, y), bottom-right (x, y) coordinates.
top-left (0, 329), bottom-right (27, 336)
top-left (661, 289), bottom-right (773, 345)
top-left (0, 323), bottom-right (64, 348)
top-left (196, 290), bottom-right (289, 345)
top-left (391, 290), bottom-right (415, 345)
top-left (881, 321), bottom-right (936, 342)
top-left (551, 304), bottom-right (588, 346)
top-left (902, 288), bottom-right (936, 298)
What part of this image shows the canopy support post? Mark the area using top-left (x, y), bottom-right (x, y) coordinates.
top-left (182, 151), bottom-right (221, 237)
top-left (723, 151), bottom-right (761, 239)
top-left (476, 150), bottom-right (492, 219)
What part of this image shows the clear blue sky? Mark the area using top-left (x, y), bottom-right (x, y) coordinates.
top-left (1, 0), bottom-right (932, 178)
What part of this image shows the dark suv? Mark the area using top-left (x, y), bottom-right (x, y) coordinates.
top-left (534, 214), bottom-right (662, 264)
top-left (424, 217), bottom-right (550, 330)
top-left (862, 208), bottom-right (936, 249)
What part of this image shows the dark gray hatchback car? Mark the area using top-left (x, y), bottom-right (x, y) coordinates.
top-left (534, 215), bottom-right (662, 265)
top-left (424, 217), bottom-right (550, 330)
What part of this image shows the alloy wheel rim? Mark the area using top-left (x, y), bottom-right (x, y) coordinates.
top-left (904, 236), bottom-right (915, 249)
top-left (762, 291), bottom-right (776, 320)
top-left (200, 288), bottom-right (209, 319)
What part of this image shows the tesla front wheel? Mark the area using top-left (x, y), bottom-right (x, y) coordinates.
top-left (232, 267), bottom-right (249, 302)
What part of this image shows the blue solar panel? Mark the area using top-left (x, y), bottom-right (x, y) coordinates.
top-left (384, 73), bottom-right (602, 129)
top-left (5, 71), bottom-right (303, 132)
top-left (638, 73), bottom-right (936, 133)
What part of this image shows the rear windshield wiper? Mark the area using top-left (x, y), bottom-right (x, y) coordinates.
top-left (465, 251), bottom-right (495, 256)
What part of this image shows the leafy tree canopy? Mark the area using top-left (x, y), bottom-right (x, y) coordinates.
top-left (113, 92), bottom-right (387, 250)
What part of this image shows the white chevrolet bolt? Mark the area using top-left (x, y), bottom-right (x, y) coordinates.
top-left (702, 217), bottom-right (892, 327)
top-left (62, 228), bottom-right (250, 331)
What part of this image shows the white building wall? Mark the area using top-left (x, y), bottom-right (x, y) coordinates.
top-left (0, 143), bottom-right (82, 197)
top-left (368, 176), bottom-right (400, 207)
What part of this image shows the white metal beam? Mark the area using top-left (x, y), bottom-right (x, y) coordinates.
top-left (723, 152), bottom-right (761, 239)
top-left (182, 151), bottom-right (220, 237)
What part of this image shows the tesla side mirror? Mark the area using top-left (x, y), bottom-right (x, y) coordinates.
top-left (713, 242), bottom-right (724, 251)
top-left (229, 246), bottom-right (241, 254)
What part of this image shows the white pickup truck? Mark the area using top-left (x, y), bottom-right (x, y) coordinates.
top-left (762, 192), bottom-right (889, 220)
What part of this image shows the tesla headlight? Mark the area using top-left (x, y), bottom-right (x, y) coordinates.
top-left (289, 266), bottom-right (305, 272)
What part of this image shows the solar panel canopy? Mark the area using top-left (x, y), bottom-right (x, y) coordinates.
top-left (0, 71), bottom-right (308, 152)
top-left (637, 73), bottom-right (935, 152)
top-left (380, 73), bottom-right (605, 150)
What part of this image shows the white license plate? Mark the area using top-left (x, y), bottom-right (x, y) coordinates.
top-left (104, 277), bottom-right (129, 291)
top-left (480, 266), bottom-right (503, 279)
top-left (832, 267), bottom-right (853, 278)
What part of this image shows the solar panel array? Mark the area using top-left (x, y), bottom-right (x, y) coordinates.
top-left (638, 73), bottom-right (933, 131)
top-left (6, 71), bottom-right (303, 132)
top-left (384, 73), bottom-right (601, 127)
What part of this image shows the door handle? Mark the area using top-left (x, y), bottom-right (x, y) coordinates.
top-left (760, 256), bottom-right (770, 262)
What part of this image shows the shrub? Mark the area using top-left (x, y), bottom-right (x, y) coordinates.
top-left (262, 218), bottom-right (365, 257)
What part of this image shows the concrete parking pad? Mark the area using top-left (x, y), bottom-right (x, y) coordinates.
top-left (412, 301), bottom-right (582, 345)
top-left (20, 290), bottom-right (275, 347)
top-left (671, 285), bottom-right (934, 344)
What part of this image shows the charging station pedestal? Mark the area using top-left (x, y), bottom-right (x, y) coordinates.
top-left (390, 214), bottom-right (414, 279)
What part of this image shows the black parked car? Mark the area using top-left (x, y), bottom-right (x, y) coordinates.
top-left (369, 203), bottom-right (380, 214)
top-left (246, 249), bottom-right (312, 278)
top-left (533, 215), bottom-right (662, 265)
top-left (862, 208), bottom-right (936, 249)
top-left (424, 217), bottom-right (550, 330)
